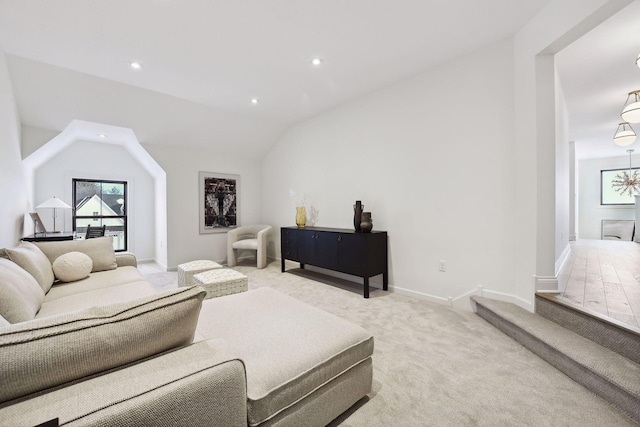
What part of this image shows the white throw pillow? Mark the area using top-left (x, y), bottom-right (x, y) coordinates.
top-left (52, 252), bottom-right (93, 282)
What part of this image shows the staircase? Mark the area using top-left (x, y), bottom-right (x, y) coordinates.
top-left (471, 294), bottom-right (640, 424)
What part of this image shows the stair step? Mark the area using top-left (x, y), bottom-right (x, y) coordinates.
top-left (471, 296), bottom-right (640, 424)
top-left (536, 293), bottom-right (640, 365)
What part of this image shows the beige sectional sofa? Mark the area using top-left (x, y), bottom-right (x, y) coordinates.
top-left (0, 237), bottom-right (373, 426)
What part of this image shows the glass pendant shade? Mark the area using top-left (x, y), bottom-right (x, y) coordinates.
top-left (614, 122), bottom-right (637, 146)
top-left (621, 90), bottom-right (640, 123)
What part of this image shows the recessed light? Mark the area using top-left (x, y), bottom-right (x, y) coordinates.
top-left (311, 57), bottom-right (323, 66)
top-left (250, 98), bottom-right (259, 105)
top-left (98, 133), bottom-right (108, 138)
top-left (129, 61), bottom-right (143, 70)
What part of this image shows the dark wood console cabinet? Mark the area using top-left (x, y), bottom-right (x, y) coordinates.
top-left (281, 226), bottom-right (388, 298)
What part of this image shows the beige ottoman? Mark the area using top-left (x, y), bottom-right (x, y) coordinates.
top-left (177, 260), bottom-right (223, 287)
top-left (192, 268), bottom-right (248, 299)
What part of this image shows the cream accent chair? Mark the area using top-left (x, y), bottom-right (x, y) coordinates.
top-left (227, 224), bottom-right (272, 269)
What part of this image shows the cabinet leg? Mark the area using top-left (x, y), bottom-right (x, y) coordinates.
top-left (383, 271), bottom-right (388, 291)
top-left (281, 258), bottom-right (285, 273)
top-left (300, 263), bottom-right (305, 269)
top-left (364, 277), bottom-right (369, 298)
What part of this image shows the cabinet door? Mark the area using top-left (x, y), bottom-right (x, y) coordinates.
top-left (337, 233), bottom-right (365, 276)
top-left (281, 229), bottom-right (299, 261)
top-left (299, 230), bottom-right (338, 269)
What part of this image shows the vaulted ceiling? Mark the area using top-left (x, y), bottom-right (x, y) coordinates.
top-left (2, 0), bottom-right (635, 160)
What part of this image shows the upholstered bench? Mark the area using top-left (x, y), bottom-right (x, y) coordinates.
top-left (192, 268), bottom-right (248, 299)
top-left (177, 260), bottom-right (223, 287)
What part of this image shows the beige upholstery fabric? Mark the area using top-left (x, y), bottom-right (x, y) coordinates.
top-left (0, 339), bottom-right (247, 427)
top-left (227, 224), bottom-right (272, 269)
top-left (44, 266), bottom-right (146, 302)
top-left (0, 258), bottom-right (44, 323)
top-left (196, 287), bottom-right (374, 426)
top-left (177, 259), bottom-right (223, 286)
top-left (0, 313), bottom-right (10, 327)
top-left (115, 252), bottom-right (138, 267)
top-left (260, 358), bottom-right (373, 427)
top-left (37, 280), bottom-right (158, 318)
top-left (35, 236), bottom-right (117, 272)
top-left (0, 286), bottom-right (207, 404)
top-left (192, 268), bottom-right (248, 298)
top-left (5, 241), bottom-right (55, 292)
top-left (52, 251), bottom-right (93, 282)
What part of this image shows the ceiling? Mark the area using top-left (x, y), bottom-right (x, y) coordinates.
top-left (2, 0), bottom-right (629, 160)
top-left (556, 0), bottom-right (640, 160)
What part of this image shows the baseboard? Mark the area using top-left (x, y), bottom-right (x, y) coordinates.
top-left (278, 257), bottom-right (534, 312)
top-left (555, 243), bottom-right (571, 276)
top-left (391, 284), bottom-right (533, 312)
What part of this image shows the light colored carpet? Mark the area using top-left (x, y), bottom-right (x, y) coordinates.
top-left (144, 261), bottom-right (637, 426)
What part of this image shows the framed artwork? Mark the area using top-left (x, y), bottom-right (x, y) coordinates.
top-left (199, 171), bottom-right (239, 234)
top-left (601, 168), bottom-right (640, 205)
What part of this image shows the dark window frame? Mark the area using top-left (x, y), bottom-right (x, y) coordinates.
top-left (72, 178), bottom-right (128, 252)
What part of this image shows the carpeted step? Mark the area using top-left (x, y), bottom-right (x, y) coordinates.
top-left (470, 296), bottom-right (640, 424)
top-left (535, 293), bottom-right (640, 365)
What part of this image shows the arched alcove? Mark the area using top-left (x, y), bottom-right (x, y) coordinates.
top-left (22, 119), bottom-right (168, 268)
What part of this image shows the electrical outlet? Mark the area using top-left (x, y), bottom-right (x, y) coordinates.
top-left (439, 260), bottom-right (446, 272)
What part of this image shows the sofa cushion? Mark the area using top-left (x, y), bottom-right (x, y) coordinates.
top-left (34, 236), bottom-right (117, 273)
top-left (0, 258), bottom-right (44, 323)
top-left (37, 280), bottom-right (157, 318)
top-left (44, 266), bottom-right (146, 302)
top-left (0, 313), bottom-right (10, 328)
top-left (196, 287), bottom-right (374, 426)
top-left (0, 286), bottom-right (207, 404)
top-left (52, 251), bottom-right (93, 282)
top-left (5, 242), bottom-right (55, 293)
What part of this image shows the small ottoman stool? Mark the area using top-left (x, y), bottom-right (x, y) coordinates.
top-left (192, 268), bottom-right (248, 299)
top-left (177, 260), bottom-right (223, 287)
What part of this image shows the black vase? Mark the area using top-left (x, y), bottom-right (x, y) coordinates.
top-left (353, 201), bottom-right (363, 232)
top-left (360, 212), bottom-right (373, 233)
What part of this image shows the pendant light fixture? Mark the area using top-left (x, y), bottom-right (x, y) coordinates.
top-left (611, 149), bottom-right (640, 197)
top-left (621, 90), bottom-right (640, 123)
top-left (614, 122), bottom-right (637, 146)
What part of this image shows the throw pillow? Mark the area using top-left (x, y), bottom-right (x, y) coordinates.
top-left (5, 242), bottom-right (55, 293)
top-left (34, 236), bottom-right (117, 273)
top-left (52, 252), bottom-right (93, 282)
top-left (0, 258), bottom-right (44, 323)
top-left (0, 286), bottom-right (207, 404)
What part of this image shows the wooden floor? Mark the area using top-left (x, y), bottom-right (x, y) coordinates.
top-left (557, 239), bottom-right (640, 329)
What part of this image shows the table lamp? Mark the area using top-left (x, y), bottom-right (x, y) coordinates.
top-left (36, 196), bottom-right (72, 233)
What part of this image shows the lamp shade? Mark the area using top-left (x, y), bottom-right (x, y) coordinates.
top-left (621, 90), bottom-right (640, 123)
top-left (614, 122), bottom-right (636, 146)
top-left (37, 197), bottom-right (72, 209)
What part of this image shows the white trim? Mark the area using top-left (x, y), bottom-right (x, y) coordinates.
top-left (555, 243), bottom-right (571, 276)
top-left (534, 275), bottom-right (558, 292)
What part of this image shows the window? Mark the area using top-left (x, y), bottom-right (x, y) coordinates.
top-left (601, 168), bottom-right (640, 205)
top-left (72, 179), bottom-right (127, 251)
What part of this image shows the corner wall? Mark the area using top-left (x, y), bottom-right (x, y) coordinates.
top-left (0, 50), bottom-right (28, 246)
top-left (143, 144), bottom-right (263, 269)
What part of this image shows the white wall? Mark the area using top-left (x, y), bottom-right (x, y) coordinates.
top-left (263, 40), bottom-right (517, 306)
top-left (0, 50), bottom-right (28, 247)
top-left (143, 144), bottom-right (262, 269)
top-left (33, 140), bottom-right (156, 259)
top-left (578, 154), bottom-right (639, 239)
top-left (555, 66), bottom-right (571, 272)
top-left (512, 0), bottom-right (630, 301)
